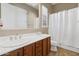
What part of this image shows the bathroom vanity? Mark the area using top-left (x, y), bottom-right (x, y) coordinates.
top-left (0, 33), bottom-right (51, 56)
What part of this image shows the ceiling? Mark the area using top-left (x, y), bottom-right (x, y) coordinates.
top-left (26, 3), bottom-right (39, 9)
top-left (26, 3), bottom-right (56, 10)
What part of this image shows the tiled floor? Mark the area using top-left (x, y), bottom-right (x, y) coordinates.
top-left (48, 51), bottom-right (57, 56)
top-left (48, 47), bottom-right (79, 56)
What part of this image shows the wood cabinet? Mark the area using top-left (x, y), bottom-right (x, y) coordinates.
top-left (42, 38), bottom-right (48, 56)
top-left (6, 50), bottom-right (17, 56)
top-left (4, 48), bottom-right (23, 56)
top-left (35, 40), bottom-right (43, 56)
top-left (16, 48), bottom-right (24, 56)
top-left (24, 43), bottom-right (35, 56)
top-left (2, 37), bottom-right (51, 56)
top-left (42, 37), bottom-right (51, 56)
top-left (47, 37), bottom-right (51, 54)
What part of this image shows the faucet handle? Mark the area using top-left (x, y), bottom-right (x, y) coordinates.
top-left (15, 36), bottom-right (17, 40)
top-left (9, 37), bottom-right (13, 40)
top-left (19, 35), bottom-right (21, 39)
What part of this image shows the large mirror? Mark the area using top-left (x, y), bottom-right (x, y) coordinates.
top-left (0, 3), bottom-right (48, 30)
top-left (0, 3), bottom-right (39, 30)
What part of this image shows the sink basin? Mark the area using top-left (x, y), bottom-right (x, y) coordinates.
top-left (22, 33), bottom-right (42, 39)
top-left (0, 33), bottom-right (43, 48)
top-left (0, 36), bottom-right (30, 48)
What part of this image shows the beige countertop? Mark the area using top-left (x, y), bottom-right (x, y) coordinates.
top-left (0, 33), bottom-right (50, 55)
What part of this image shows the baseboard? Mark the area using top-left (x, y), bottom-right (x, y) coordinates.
top-left (51, 45), bottom-right (57, 52)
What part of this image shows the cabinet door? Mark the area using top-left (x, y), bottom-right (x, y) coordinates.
top-left (35, 40), bottom-right (43, 56)
top-left (3, 48), bottom-right (23, 56)
top-left (47, 37), bottom-right (51, 54)
top-left (42, 37), bottom-right (51, 56)
top-left (6, 50), bottom-right (17, 56)
top-left (24, 43), bottom-right (35, 56)
top-left (16, 48), bottom-right (23, 56)
top-left (42, 38), bottom-right (48, 56)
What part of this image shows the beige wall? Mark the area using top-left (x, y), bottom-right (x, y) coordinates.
top-left (0, 3), bottom-right (1, 18)
top-left (0, 28), bottom-right (48, 37)
top-left (49, 3), bottom-right (78, 14)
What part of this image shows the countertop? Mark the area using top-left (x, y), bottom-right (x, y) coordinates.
top-left (0, 34), bottom-right (50, 55)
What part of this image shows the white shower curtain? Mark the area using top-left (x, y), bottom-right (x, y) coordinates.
top-left (49, 7), bottom-right (79, 48)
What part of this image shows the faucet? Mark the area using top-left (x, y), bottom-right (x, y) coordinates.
top-left (19, 35), bottom-right (22, 39)
top-left (16, 34), bottom-right (22, 40)
top-left (9, 36), bottom-right (13, 40)
top-left (9, 36), bottom-right (16, 40)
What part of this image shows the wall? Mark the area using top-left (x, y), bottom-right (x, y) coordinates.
top-left (49, 3), bottom-right (78, 14)
top-left (0, 28), bottom-right (48, 37)
top-left (0, 3), bottom-right (48, 37)
top-left (0, 3), bottom-right (1, 18)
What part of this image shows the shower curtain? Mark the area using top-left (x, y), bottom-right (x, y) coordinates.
top-left (49, 7), bottom-right (79, 49)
